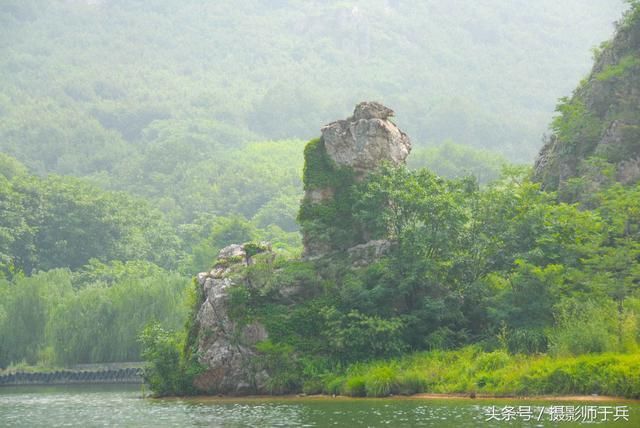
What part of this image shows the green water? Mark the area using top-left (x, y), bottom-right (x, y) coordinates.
top-left (0, 385), bottom-right (638, 427)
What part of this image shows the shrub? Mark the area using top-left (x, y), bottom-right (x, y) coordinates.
top-left (139, 323), bottom-right (183, 396)
top-left (302, 378), bottom-right (324, 395)
top-left (343, 376), bottom-right (367, 397)
top-left (324, 376), bottom-right (345, 395)
top-left (255, 340), bottom-right (302, 394)
top-left (139, 321), bottom-right (205, 396)
top-left (395, 370), bottom-right (427, 395)
top-left (364, 365), bottom-right (398, 397)
top-left (549, 299), bottom-right (619, 356)
top-left (321, 308), bottom-right (406, 363)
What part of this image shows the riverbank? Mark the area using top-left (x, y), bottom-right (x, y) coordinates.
top-left (159, 392), bottom-right (640, 404)
top-left (410, 393), bottom-right (639, 402)
top-left (311, 347), bottom-right (640, 399)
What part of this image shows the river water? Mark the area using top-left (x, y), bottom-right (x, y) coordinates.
top-left (0, 385), bottom-right (637, 427)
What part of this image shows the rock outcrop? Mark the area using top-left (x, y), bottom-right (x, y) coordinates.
top-left (321, 101), bottom-right (411, 176)
top-left (192, 243), bottom-right (271, 394)
top-left (191, 103), bottom-right (409, 394)
top-left (533, 11), bottom-right (640, 196)
top-left (300, 101), bottom-right (411, 258)
top-left (347, 239), bottom-right (392, 268)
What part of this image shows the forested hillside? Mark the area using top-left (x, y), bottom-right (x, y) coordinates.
top-left (0, 1), bottom-right (623, 181)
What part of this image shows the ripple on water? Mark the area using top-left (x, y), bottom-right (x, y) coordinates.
top-left (0, 386), bottom-right (637, 427)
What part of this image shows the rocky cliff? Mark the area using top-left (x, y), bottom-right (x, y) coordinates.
top-left (192, 243), bottom-right (271, 394)
top-left (534, 7), bottom-right (640, 197)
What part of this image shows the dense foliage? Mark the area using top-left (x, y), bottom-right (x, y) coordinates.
top-left (0, 133), bottom-right (510, 371)
top-left (0, 154), bottom-right (182, 274)
top-left (173, 162), bottom-right (640, 396)
top-left (0, 153), bottom-right (301, 368)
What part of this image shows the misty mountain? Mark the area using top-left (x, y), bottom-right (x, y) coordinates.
top-left (0, 0), bottom-right (625, 172)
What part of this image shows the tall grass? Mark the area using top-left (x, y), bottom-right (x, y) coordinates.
top-left (322, 346), bottom-right (640, 398)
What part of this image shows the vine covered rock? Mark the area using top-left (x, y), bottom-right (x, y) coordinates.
top-left (299, 101), bottom-right (411, 257)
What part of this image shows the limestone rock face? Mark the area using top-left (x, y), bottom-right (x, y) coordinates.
top-left (322, 101), bottom-right (411, 176)
top-left (193, 243), bottom-right (270, 395)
